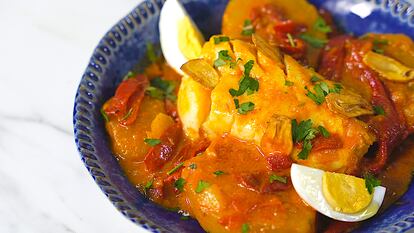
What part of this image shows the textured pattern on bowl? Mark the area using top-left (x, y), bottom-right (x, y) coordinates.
top-left (73, 0), bottom-right (414, 232)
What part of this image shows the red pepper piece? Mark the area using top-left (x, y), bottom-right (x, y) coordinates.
top-left (312, 134), bottom-right (343, 152)
top-left (144, 123), bottom-right (182, 171)
top-left (266, 154), bottom-right (292, 171)
top-left (103, 74), bottom-right (148, 126)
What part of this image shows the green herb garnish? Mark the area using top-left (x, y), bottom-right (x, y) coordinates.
top-left (269, 174), bottom-right (287, 184)
top-left (373, 105), bottom-right (385, 115)
top-left (213, 170), bottom-right (225, 176)
top-left (195, 180), bottom-right (210, 193)
top-left (233, 98), bottom-right (240, 109)
top-left (123, 71), bottom-right (136, 81)
top-left (364, 173), bottom-right (381, 194)
top-left (238, 102), bottom-right (255, 115)
top-left (146, 77), bottom-right (176, 101)
top-left (305, 81), bottom-right (339, 105)
top-left (144, 138), bottom-right (161, 146)
top-left (298, 140), bottom-right (313, 160)
top-left (146, 43), bottom-right (158, 63)
top-left (330, 83), bottom-right (343, 94)
top-left (214, 36), bottom-right (230, 44)
top-left (310, 75), bottom-right (321, 83)
top-left (287, 33), bottom-right (296, 47)
top-left (100, 108), bottom-right (109, 122)
top-left (313, 17), bottom-right (332, 33)
top-left (144, 179), bottom-right (154, 190)
top-left (241, 19), bottom-right (254, 36)
top-left (167, 162), bottom-right (184, 175)
top-left (241, 223), bottom-right (250, 233)
top-left (299, 34), bottom-right (328, 48)
top-left (174, 178), bottom-right (186, 192)
top-left (318, 126), bottom-right (330, 138)
top-left (372, 39), bottom-right (389, 54)
top-left (189, 163), bottom-right (197, 169)
top-left (180, 216), bottom-right (190, 220)
top-left (285, 80), bottom-right (294, 86)
top-left (120, 108), bottom-right (133, 121)
top-left (229, 60), bottom-right (258, 96)
top-left (214, 50), bottom-right (233, 68)
top-left (292, 119), bottom-right (325, 160)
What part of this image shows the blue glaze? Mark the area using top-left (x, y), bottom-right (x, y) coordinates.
top-left (74, 0), bottom-right (414, 232)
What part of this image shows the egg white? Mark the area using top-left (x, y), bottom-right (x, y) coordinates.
top-left (159, 0), bottom-right (199, 74)
top-left (290, 163), bottom-right (386, 222)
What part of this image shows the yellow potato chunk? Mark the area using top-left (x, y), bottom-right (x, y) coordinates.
top-left (147, 113), bottom-right (175, 139)
top-left (322, 172), bottom-right (373, 213)
top-left (177, 75), bottom-right (211, 140)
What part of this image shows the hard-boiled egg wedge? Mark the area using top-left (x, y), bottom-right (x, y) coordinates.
top-left (159, 0), bottom-right (205, 74)
top-left (291, 164), bottom-right (386, 222)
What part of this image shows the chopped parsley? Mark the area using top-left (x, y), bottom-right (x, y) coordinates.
top-left (167, 162), bottom-right (184, 175)
top-left (195, 180), bottom-right (210, 193)
top-left (180, 216), bottom-right (190, 220)
top-left (318, 126), bottom-right (330, 138)
top-left (229, 60), bottom-right (258, 96)
top-left (174, 178), bottom-right (186, 192)
top-left (298, 140), bottom-right (313, 160)
top-left (364, 173), bottom-right (381, 194)
top-left (299, 34), bottom-right (328, 48)
top-left (241, 19), bottom-right (254, 36)
top-left (144, 138), bottom-right (161, 146)
top-left (233, 98), bottom-right (240, 109)
top-left (120, 108), bottom-right (133, 121)
top-left (287, 33), bottom-right (296, 47)
top-left (269, 174), bottom-right (287, 184)
top-left (285, 80), bottom-right (294, 86)
top-left (372, 39), bottom-right (389, 54)
top-left (330, 83), bottom-right (343, 93)
top-left (214, 50), bottom-right (233, 68)
top-left (292, 119), bottom-right (329, 160)
top-left (305, 85), bottom-right (326, 105)
top-left (238, 102), bottom-right (255, 114)
top-left (373, 105), bottom-right (386, 115)
top-left (305, 81), bottom-right (341, 105)
top-left (313, 17), bottom-right (332, 33)
top-left (123, 71), bottom-right (136, 81)
top-left (214, 36), bottom-right (230, 44)
top-left (241, 223), bottom-right (250, 233)
top-left (100, 108), bottom-right (109, 122)
top-left (189, 163), bottom-right (197, 169)
top-left (146, 42), bottom-right (158, 63)
top-left (310, 75), bottom-right (321, 83)
top-left (213, 170), bottom-right (225, 176)
top-left (146, 77), bottom-right (176, 101)
top-left (144, 179), bottom-right (154, 190)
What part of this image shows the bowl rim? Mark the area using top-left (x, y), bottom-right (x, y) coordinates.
top-left (73, 0), bottom-right (414, 232)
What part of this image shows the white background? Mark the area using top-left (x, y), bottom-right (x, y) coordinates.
top-left (0, 0), bottom-right (147, 232)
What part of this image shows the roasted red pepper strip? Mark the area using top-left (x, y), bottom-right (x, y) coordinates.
top-left (144, 123), bottom-right (182, 172)
top-left (319, 37), bottom-right (408, 174)
top-left (103, 74), bottom-right (148, 126)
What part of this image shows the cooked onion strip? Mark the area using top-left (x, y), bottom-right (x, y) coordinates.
top-left (363, 51), bottom-right (414, 82)
top-left (326, 90), bottom-right (374, 118)
top-left (181, 58), bottom-right (219, 88)
top-left (252, 34), bottom-right (283, 64)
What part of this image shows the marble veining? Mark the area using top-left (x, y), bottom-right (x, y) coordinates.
top-left (0, 0), bottom-right (148, 232)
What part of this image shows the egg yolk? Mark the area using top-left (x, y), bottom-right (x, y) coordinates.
top-left (178, 17), bottom-right (204, 60)
top-left (322, 172), bottom-right (373, 214)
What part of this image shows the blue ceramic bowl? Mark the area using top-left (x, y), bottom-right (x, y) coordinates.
top-left (73, 0), bottom-right (414, 232)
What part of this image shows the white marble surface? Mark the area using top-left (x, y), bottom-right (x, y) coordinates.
top-left (0, 0), bottom-right (148, 232)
